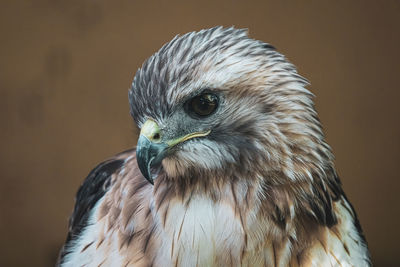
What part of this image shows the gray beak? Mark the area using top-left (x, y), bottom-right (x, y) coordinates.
top-left (136, 134), bottom-right (168, 184)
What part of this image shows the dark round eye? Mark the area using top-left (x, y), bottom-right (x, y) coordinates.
top-left (187, 93), bottom-right (218, 117)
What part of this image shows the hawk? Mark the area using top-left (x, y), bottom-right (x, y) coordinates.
top-left (58, 27), bottom-right (371, 266)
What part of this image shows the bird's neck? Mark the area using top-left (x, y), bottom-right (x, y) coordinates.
top-left (153, 164), bottom-right (341, 244)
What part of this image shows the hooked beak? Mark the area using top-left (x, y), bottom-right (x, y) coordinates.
top-left (136, 119), bottom-right (210, 184)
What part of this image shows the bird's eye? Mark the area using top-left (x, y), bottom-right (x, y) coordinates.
top-left (186, 93), bottom-right (218, 117)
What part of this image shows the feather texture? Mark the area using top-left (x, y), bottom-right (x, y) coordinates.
top-left (58, 27), bottom-right (370, 266)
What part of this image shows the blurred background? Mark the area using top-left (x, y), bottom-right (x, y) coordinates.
top-left (1, 1), bottom-right (399, 266)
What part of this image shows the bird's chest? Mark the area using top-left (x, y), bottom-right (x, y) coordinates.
top-left (156, 197), bottom-right (246, 266)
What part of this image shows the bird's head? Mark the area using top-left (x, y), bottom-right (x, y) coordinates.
top-left (130, 27), bottom-right (333, 186)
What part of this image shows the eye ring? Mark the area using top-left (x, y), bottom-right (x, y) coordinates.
top-left (185, 93), bottom-right (219, 117)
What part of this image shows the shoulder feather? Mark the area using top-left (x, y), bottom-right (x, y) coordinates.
top-left (58, 149), bottom-right (135, 263)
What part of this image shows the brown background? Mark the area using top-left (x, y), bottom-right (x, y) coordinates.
top-left (1, 1), bottom-right (399, 266)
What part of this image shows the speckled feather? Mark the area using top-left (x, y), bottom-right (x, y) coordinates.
top-left (58, 27), bottom-right (371, 266)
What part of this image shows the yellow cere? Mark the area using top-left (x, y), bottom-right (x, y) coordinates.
top-left (140, 119), bottom-right (162, 143)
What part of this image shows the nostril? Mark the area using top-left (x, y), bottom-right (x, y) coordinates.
top-left (153, 133), bottom-right (160, 140)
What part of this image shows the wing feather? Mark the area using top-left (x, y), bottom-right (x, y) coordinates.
top-left (57, 149), bottom-right (135, 264)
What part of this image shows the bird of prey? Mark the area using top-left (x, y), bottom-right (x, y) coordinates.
top-left (58, 27), bottom-right (371, 266)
